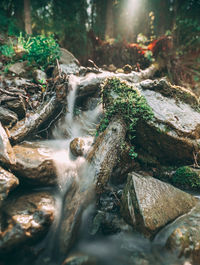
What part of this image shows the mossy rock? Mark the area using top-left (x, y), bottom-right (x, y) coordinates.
top-left (172, 166), bottom-right (200, 190)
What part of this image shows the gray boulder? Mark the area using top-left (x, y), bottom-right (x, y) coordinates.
top-left (53, 48), bottom-right (80, 76)
top-left (121, 172), bottom-right (197, 237)
top-left (0, 192), bottom-right (55, 252)
top-left (136, 79), bottom-right (200, 164)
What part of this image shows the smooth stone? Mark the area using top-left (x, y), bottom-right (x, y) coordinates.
top-left (33, 69), bottom-right (47, 84)
top-left (70, 137), bottom-right (92, 157)
top-left (121, 172), bottom-right (197, 237)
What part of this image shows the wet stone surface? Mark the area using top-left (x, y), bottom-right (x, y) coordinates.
top-left (0, 191), bottom-right (55, 254)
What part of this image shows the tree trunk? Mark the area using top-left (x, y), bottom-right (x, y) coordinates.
top-left (24, 0), bottom-right (32, 35)
top-left (105, 0), bottom-right (114, 39)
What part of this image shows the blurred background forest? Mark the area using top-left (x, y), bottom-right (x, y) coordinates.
top-left (0, 0), bottom-right (200, 90)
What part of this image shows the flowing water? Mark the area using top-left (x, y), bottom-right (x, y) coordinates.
top-left (19, 73), bottom-right (193, 265)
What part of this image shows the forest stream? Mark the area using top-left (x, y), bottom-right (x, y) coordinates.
top-left (0, 44), bottom-right (200, 265)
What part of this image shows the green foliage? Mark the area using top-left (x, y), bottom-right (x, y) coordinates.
top-left (0, 34), bottom-right (60, 70)
top-left (172, 166), bottom-right (200, 189)
top-left (0, 44), bottom-right (15, 57)
top-left (20, 35), bottom-right (60, 69)
top-left (98, 77), bottom-right (154, 158)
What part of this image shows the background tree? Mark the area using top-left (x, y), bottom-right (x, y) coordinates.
top-left (24, 0), bottom-right (32, 35)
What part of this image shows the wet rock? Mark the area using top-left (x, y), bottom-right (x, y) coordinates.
top-left (62, 253), bottom-right (97, 265)
top-left (70, 138), bottom-right (92, 157)
top-left (0, 167), bottom-right (19, 207)
top-left (123, 64), bottom-right (132, 74)
top-left (108, 64), bottom-right (117, 72)
top-left (33, 69), bottom-right (47, 84)
top-left (59, 48), bottom-right (80, 66)
top-left (136, 79), bottom-right (200, 164)
top-left (0, 123), bottom-right (16, 165)
top-left (116, 68), bottom-right (124, 73)
top-left (11, 142), bottom-right (57, 186)
top-left (8, 62), bottom-right (27, 76)
top-left (53, 48), bottom-right (80, 76)
top-left (121, 172), bottom-right (197, 237)
top-left (5, 97), bottom-right (26, 120)
top-left (160, 202), bottom-right (200, 264)
top-left (0, 107), bottom-right (18, 127)
top-left (0, 192), bottom-right (55, 253)
top-left (59, 63), bottom-right (80, 75)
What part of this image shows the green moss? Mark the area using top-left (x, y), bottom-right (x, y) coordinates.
top-left (172, 166), bottom-right (200, 189)
top-left (97, 77), bottom-right (154, 158)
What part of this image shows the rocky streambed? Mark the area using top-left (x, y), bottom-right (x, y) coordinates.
top-left (0, 48), bottom-right (200, 265)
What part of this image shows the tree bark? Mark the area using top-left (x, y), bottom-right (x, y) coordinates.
top-left (24, 0), bottom-right (32, 35)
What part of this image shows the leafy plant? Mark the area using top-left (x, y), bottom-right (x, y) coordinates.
top-left (98, 77), bottom-right (154, 158)
top-left (20, 35), bottom-right (60, 69)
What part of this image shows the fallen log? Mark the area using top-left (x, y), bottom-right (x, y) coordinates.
top-left (9, 96), bottom-right (60, 144)
top-left (58, 117), bottom-right (126, 256)
top-left (77, 63), bottom-right (159, 98)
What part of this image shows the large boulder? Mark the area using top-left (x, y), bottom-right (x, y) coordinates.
top-left (53, 48), bottom-right (80, 76)
top-left (10, 142), bottom-right (57, 186)
top-left (0, 122), bottom-right (16, 165)
top-left (121, 172), bottom-right (197, 237)
top-left (0, 166), bottom-right (19, 207)
top-left (0, 107), bottom-right (18, 128)
top-left (136, 79), bottom-right (200, 164)
top-left (0, 192), bottom-right (55, 253)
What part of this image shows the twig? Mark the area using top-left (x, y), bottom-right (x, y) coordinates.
top-left (193, 151), bottom-right (200, 168)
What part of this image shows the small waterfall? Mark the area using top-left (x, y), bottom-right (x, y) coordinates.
top-left (34, 73), bottom-right (103, 265)
top-left (65, 75), bottom-right (80, 137)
